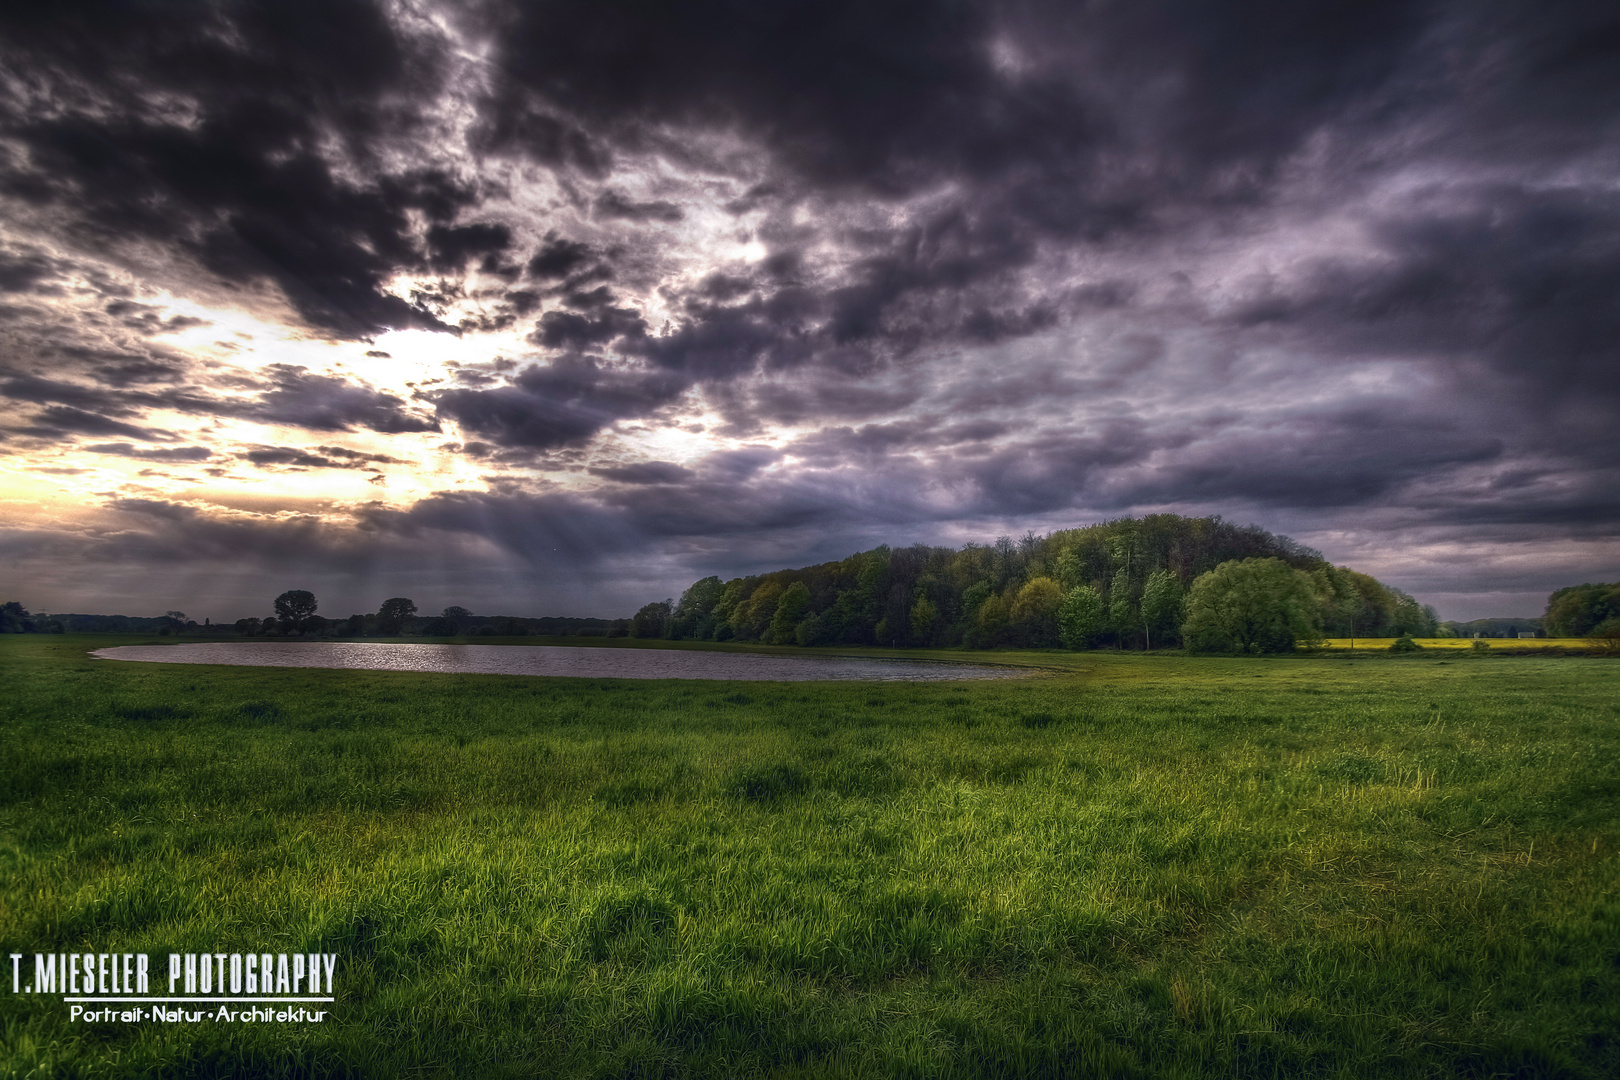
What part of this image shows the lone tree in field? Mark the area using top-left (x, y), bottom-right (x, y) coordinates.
top-left (273, 590), bottom-right (317, 635)
top-left (376, 597), bottom-right (417, 636)
top-left (1181, 558), bottom-right (1323, 654)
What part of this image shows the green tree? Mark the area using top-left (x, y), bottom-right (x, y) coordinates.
top-left (1053, 544), bottom-right (1082, 590)
top-left (767, 581), bottom-right (812, 644)
top-left (1010, 577), bottom-right (1063, 646)
top-left (1544, 582), bottom-right (1620, 638)
top-left (909, 594), bottom-right (939, 642)
top-left (673, 576), bottom-right (724, 639)
top-left (0, 601), bottom-right (32, 634)
top-left (274, 590), bottom-right (317, 635)
top-left (1181, 558), bottom-right (1324, 654)
top-left (732, 580), bottom-right (783, 640)
top-left (961, 580), bottom-right (993, 622)
top-left (1057, 585), bottom-right (1105, 649)
top-left (631, 600), bottom-right (672, 639)
top-left (842, 549), bottom-right (891, 641)
top-left (376, 597), bottom-right (417, 636)
top-left (976, 593), bottom-right (1010, 640)
top-left (795, 612), bottom-right (829, 647)
top-left (1140, 569), bottom-right (1183, 650)
top-left (1108, 567), bottom-right (1135, 646)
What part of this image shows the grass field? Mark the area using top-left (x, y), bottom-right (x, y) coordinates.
top-left (1, 634), bottom-right (1617, 1079)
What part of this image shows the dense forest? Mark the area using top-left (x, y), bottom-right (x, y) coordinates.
top-left (627, 514), bottom-right (1442, 651)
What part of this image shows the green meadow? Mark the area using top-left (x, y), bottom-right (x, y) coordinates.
top-left (1, 635), bottom-right (1616, 1079)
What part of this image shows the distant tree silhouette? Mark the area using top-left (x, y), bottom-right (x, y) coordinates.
top-left (430, 606), bottom-right (473, 636)
top-left (273, 590), bottom-right (318, 635)
top-left (1, 601), bottom-right (33, 633)
top-left (631, 600), bottom-right (672, 639)
top-left (376, 597), bottom-right (417, 636)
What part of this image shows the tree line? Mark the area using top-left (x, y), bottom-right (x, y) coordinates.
top-left (5, 531), bottom-right (1611, 652)
top-left (230, 594), bottom-right (619, 638)
top-left (626, 514), bottom-right (1445, 654)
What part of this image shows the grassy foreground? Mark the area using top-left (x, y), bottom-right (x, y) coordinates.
top-left (1, 635), bottom-right (1616, 1079)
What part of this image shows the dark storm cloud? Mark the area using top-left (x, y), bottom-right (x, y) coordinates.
top-left (84, 356), bottom-right (190, 388)
top-left (0, 0), bottom-right (466, 338)
top-left (250, 366), bottom-right (440, 433)
top-left (466, 0), bottom-right (1443, 234)
top-left (593, 190), bottom-right (684, 224)
top-left (1229, 184), bottom-right (1620, 405)
top-left (425, 223), bottom-right (514, 274)
top-left (1097, 407), bottom-right (1508, 511)
top-left (102, 300), bottom-right (210, 336)
top-left (84, 442), bottom-right (213, 463)
top-left (588, 461), bottom-right (695, 485)
top-left (1, 373), bottom-right (141, 415)
top-left (387, 466), bottom-right (926, 572)
top-left (0, 247), bottom-right (64, 294)
top-left (525, 236), bottom-right (595, 281)
top-left (431, 358), bottom-right (687, 450)
top-left (239, 444), bottom-right (409, 469)
top-left (0, 365), bottom-right (436, 435)
top-left (25, 405), bottom-right (173, 442)
top-left (530, 306), bottom-right (647, 351)
top-left (438, 0), bottom-right (1447, 400)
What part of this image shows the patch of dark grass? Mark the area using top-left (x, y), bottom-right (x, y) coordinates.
top-left (115, 702), bottom-right (191, 723)
top-left (726, 762), bottom-right (809, 803)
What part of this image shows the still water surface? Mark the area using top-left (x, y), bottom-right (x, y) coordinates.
top-left (91, 641), bottom-right (1031, 681)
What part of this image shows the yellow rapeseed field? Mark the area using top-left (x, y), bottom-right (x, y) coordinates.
top-left (1322, 637), bottom-right (1593, 650)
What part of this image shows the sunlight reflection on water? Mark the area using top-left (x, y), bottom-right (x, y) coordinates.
top-left (90, 642), bottom-right (1032, 681)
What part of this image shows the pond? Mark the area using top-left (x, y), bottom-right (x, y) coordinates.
top-left (90, 642), bottom-right (1035, 682)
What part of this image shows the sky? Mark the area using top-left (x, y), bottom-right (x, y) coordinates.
top-left (1, 0), bottom-right (1617, 623)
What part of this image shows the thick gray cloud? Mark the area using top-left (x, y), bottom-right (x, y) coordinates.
top-left (84, 443), bottom-right (213, 463)
top-left (1, 0), bottom-right (1617, 620)
top-left (0, 365), bottom-right (437, 439)
top-left (430, 358), bottom-right (686, 450)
